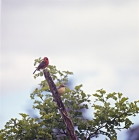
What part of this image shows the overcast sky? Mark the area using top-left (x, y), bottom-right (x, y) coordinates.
top-left (1, 0), bottom-right (139, 139)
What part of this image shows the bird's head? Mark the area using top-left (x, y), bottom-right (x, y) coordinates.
top-left (44, 57), bottom-right (48, 61)
top-left (58, 84), bottom-right (66, 88)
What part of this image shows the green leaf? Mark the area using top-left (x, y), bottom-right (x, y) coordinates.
top-left (75, 84), bottom-right (82, 90)
top-left (118, 93), bottom-right (123, 98)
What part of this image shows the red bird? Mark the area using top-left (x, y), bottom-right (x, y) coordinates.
top-left (33, 57), bottom-right (49, 74)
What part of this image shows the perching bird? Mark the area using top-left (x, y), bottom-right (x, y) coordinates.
top-left (33, 57), bottom-right (49, 74)
top-left (53, 84), bottom-right (66, 102)
top-left (58, 84), bottom-right (66, 96)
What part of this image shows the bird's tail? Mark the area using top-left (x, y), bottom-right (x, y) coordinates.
top-left (33, 69), bottom-right (37, 74)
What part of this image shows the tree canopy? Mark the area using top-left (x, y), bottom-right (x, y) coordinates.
top-left (0, 58), bottom-right (139, 140)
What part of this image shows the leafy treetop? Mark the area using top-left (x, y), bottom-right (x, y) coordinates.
top-left (0, 57), bottom-right (139, 140)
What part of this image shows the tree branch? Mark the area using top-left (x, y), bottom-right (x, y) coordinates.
top-left (43, 69), bottom-right (78, 140)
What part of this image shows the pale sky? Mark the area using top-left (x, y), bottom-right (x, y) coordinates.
top-left (1, 0), bottom-right (139, 139)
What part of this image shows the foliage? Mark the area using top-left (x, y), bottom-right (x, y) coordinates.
top-left (0, 58), bottom-right (139, 140)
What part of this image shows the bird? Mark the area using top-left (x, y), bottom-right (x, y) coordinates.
top-left (33, 57), bottom-right (49, 74)
top-left (53, 84), bottom-right (66, 102)
top-left (57, 84), bottom-right (66, 96)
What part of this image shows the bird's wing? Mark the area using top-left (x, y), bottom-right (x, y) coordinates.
top-left (37, 61), bottom-right (47, 70)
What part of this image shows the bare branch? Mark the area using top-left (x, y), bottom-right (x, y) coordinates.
top-left (43, 69), bottom-right (78, 140)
